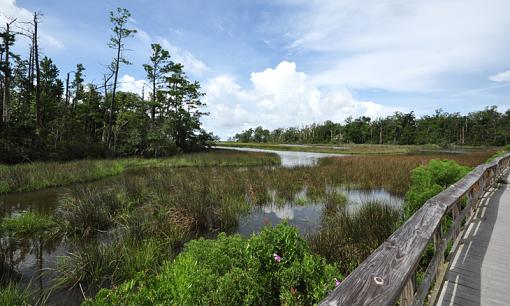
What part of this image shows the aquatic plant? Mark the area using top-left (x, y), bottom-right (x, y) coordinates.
top-left (308, 200), bottom-right (401, 275)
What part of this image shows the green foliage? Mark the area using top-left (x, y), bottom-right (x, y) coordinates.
top-left (85, 223), bottom-right (341, 305)
top-left (403, 159), bottom-right (470, 220)
top-left (0, 211), bottom-right (56, 237)
top-left (232, 106), bottom-right (510, 146)
top-left (0, 283), bottom-right (29, 306)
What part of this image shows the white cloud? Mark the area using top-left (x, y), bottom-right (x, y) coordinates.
top-left (133, 28), bottom-right (209, 78)
top-left (159, 39), bottom-right (208, 77)
top-left (119, 74), bottom-right (147, 97)
top-left (203, 61), bottom-right (397, 138)
top-left (489, 70), bottom-right (510, 83)
top-left (0, 0), bottom-right (65, 50)
top-left (276, 0), bottom-right (510, 92)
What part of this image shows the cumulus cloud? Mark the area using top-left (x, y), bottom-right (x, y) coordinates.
top-left (159, 39), bottom-right (209, 77)
top-left (274, 0), bottom-right (510, 92)
top-left (489, 70), bottom-right (510, 83)
top-left (133, 27), bottom-right (209, 78)
top-left (119, 74), bottom-right (146, 97)
top-left (203, 61), bottom-right (397, 138)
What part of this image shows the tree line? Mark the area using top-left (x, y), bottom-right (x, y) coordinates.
top-left (233, 107), bottom-right (510, 146)
top-left (0, 8), bottom-right (213, 163)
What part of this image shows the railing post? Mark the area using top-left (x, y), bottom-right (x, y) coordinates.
top-left (400, 271), bottom-right (416, 306)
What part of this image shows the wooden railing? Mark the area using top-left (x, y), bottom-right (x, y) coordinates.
top-left (319, 152), bottom-right (510, 306)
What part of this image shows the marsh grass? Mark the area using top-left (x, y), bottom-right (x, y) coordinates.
top-left (0, 150), bottom-right (280, 195)
top-left (0, 212), bottom-right (57, 238)
top-left (308, 200), bottom-right (401, 275)
top-left (0, 283), bottom-right (29, 306)
top-left (55, 238), bottom-right (166, 292)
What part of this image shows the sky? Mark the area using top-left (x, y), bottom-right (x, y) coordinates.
top-left (1, 0), bottom-right (510, 139)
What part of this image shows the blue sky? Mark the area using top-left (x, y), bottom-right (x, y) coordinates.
top-left (2, 0), bottom-right (510, 138)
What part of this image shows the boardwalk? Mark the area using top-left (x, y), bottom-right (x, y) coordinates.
top-left (437, 174), bottom-right (510, 306)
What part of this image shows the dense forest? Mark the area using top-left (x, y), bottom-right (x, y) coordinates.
top-left (232, 107), bottom-right (510, 146)
top-left (0, 8), bottom-right (214, 164)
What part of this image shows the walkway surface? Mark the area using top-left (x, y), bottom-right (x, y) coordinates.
top-left (437, 174), bottom-right (510, 306)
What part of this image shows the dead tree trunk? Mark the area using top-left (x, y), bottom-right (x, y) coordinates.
top-left (2, 20), bottom-right (16, 124)
top-left (33, 13), bottom-right (42, 131)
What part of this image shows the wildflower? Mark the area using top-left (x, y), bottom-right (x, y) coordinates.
top-left (335, 278), bottom-right (341, 287)
top-left (290, 287), bottom-right (297, 295)
top-left (273, 253), bottom-right (282, 262)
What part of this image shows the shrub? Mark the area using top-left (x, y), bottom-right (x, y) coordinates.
top-left (85, 223), bottom-right (341, 305)
top-left (403, 159), bottom-right (470, 220)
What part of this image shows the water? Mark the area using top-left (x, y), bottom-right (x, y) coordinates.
top-left (214, 146), bottom-right (346, 167)
top-left (237, 188), bottom-right (403, 237)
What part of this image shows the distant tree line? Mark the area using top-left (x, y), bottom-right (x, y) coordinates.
top-left (0, 8), bottom-right (214, 163)
top-left (233, 107), bottom-right (510, 146)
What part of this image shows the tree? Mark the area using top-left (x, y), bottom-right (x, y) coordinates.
top-left (143, 43), bottom-right (171, 123)
top-left (106, 8), bottom-right (137, 150)
top-left (1, 19), bottom-right (17, 124)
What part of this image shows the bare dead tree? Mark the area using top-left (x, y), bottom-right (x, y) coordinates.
top-left (2, 18), bottom-right (17, 124)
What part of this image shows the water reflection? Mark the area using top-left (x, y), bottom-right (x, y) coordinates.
top-left (213, 146), bottom-right (346, 167)
top-left (237, 187), bottom-right (403, 237)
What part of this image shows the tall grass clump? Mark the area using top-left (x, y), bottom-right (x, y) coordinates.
top-left (55, 238), bottom-right (166, 292)
top-left (55, 187), bottom-right (124, 237)
top-left (309, 201), bottom-right (401, 275)
top-left (85, 223), bottom-right (341, 306)
top-left (402, 159), bottom-right (470, 220)
top-left (0, 283), bottom-right (29, 306)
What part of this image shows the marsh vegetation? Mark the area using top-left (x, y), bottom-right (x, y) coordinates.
top-left (0, 148), bottom-right (497, 305)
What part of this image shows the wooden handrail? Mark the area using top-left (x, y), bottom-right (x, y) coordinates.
top-left (319, 153), bottom-right (510, 306)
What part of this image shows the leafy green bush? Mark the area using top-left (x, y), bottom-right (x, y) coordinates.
top-left (403, 159), bottom-right (470, 220)
top-left (85, 223), bottom-right (341, 305)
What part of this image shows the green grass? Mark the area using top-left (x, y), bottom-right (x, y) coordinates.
top-left (308, 200), bottom-right (401, 275)
top-left (0, 150), bottom-right (280, 195)
top-left (216, 141), bottom-right (493, 155)
top-left (0, 283), bottom-right (29, 306)
top-left (0, 211), bottom-right (57, 237)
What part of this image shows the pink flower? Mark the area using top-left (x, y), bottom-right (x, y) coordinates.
top-left (335, 278), bottom-right (341, 287)
top-left (273, 253), bottom-right (282, 262)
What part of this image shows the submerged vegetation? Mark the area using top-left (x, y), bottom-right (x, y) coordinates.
top-left (0, 150), bottom-right (280, 195)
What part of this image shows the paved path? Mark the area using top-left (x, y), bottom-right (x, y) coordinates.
top-left (437, 174), bottom-right (510, 306)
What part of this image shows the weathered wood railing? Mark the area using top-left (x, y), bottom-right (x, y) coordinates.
top-left (319, 152), bottom-right (510, 306)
